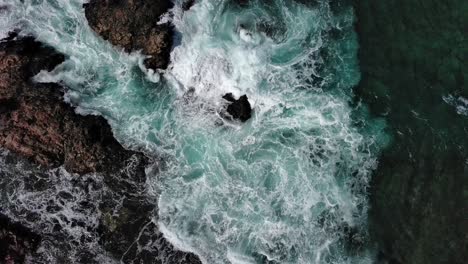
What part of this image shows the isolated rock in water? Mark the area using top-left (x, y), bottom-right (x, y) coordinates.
top-left (0, 35), bottom-right (146, 175)
top-left (0, 214), bottom-right (41, 264)
top-left (223, 93), bottom-right (252, 122)
top-left (84, 0), bottom-right (173, 70)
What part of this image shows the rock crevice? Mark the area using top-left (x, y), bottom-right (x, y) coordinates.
top-left (0, 35), bottom-right (146, 175)
top-left (84, 0), bottom-right (174, 70)
top-left (0, 35), bottom-right (201, 263)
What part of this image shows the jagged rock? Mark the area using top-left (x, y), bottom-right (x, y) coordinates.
top-left (0, 34), bottom-right (201, 263)
top-left (84, 0), bottom-right (173, 70)
top-left (0, 214), bottom-right (41, 264)
top-left (182, 0), bottom-right (195, 11)
top-left (0, 35), bottom-right (147, 175)
top-left (99, 199), bottom-right (202, 264)
top-left (223, 93), bottom-right (252, 122)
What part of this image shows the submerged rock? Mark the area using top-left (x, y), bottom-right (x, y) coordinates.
top-left (223, 93), bottom-right (252, 122)
top-left (84, 0), bottom-right (173, 70)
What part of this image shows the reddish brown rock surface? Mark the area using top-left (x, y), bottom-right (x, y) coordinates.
top-left (0, 35), bottom-right (146, 175)
top-left (0, 35), bottom-right (201, 263)
top-left (84, 0), bottom-right (173, 70)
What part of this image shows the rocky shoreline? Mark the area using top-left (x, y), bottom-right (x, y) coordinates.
top-left (0, 0), bottom-right (203, 259)
top-left (2, 0), bottom-right (465, 263)
top-left (0, 34), bottom-right (148, 175)
top-left (84, 0), bottom-right (174, 71)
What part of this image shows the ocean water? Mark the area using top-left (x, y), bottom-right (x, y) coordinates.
top-left (0, 0), bottom-right (386, 263)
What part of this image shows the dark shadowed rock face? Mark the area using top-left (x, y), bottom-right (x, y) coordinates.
top-left (223, 93), bottom-right (252, 122)
top-left (0, 36), bottom-right (147, 175)
top-left (182, 0), bottom-right (196, 11)
top-left (353, 0), bottom-right (468, 263)
top-left (0, 214), bottom-right (40, 264)
top-left (0, 35), bottom-right (202, 263)
top-left (84, 0), bottom-right (173, 70)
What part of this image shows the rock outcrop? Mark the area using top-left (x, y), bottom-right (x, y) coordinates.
top-left (0, 35), bottom-right (146, 175)
top-left (223, 93), bottom-right (252, 122)
top-left (84, 0), bottom-right (173, 70)
top-left (0, 35), bottom-right (201, 263)
top-left (353, 0), bottom-right (468, 263)
top-left (182, 0), bottom-right (196, 11)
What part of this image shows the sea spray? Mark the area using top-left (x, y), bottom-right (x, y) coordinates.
top-left (0, 0), bottom-right (386, 263)
top-left (0, 149), bottom-right (113, 262)
top-left (157, 1), bottom-right (382, 263)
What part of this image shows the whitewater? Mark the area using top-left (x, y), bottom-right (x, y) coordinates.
top-left (0, 0), bottom-right (386, 263)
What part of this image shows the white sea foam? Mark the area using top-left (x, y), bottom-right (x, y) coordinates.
top-left (155, 1), bottom-right (381, 263)
top-left (0, 150), bottom-right (116, 263)
top-left (0, 0), bottom-right (386, 263)
top-left (443, 94), bottom-right (468, 116)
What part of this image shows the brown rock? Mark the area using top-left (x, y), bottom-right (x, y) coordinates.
top-left (0, 35), bottom-right (146, 175)
top-left (0, 35), bottom-right (201, 263)
top-left (84, 0), bottom-right (173, 70)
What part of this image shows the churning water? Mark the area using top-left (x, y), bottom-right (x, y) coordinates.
top-left (1, 0), bottom-right (386, 263)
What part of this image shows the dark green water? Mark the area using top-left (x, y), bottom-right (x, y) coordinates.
top-left (353, 0), bottom-right (468, 263)
top-left (1, 0), bottom-right (465, 263)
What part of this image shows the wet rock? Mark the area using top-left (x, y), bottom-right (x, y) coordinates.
top-left (223, 93), bottom-right (252, 122)
top-left (256, 19), bottom-right (287, 43)
top-left (182, 0), bottom-right (196, 11)
top-left (0, 36), bottom-right (146, 174)
top-left (0, 214), bottom-right (41, 264)
top-left (99, 198), bottom-right (202, 264)
top-left (84, 0), bottom-right (173, 70)
top-left (0, 35), bottom-right (201, 263)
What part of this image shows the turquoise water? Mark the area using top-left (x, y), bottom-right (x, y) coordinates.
top-left (1, 0), bottom-right (386, 263)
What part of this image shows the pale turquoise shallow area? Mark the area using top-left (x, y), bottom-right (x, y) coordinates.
top-left (0, 0), bottom-right (387, 263)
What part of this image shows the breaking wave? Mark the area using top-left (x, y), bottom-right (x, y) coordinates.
top-left (0, 0), bottom-right (387, 263)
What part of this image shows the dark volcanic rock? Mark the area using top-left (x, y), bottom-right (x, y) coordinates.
top-left (0, 36), bottom-right (146, 175)
top-left (0, 214), bottom-right (40, 264)
top-left (223, 93), bottom-right (252, 122)
top-left (182, 0), bottom-right (195, 11)
top-left (97, 182), bottom-right (202, 264)
top-left (84, 0), bottom-right (173, 70)
top-left (353, 0), bottom-right (468, 263)
top-left (0, 35), bottom-right (201, 263)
